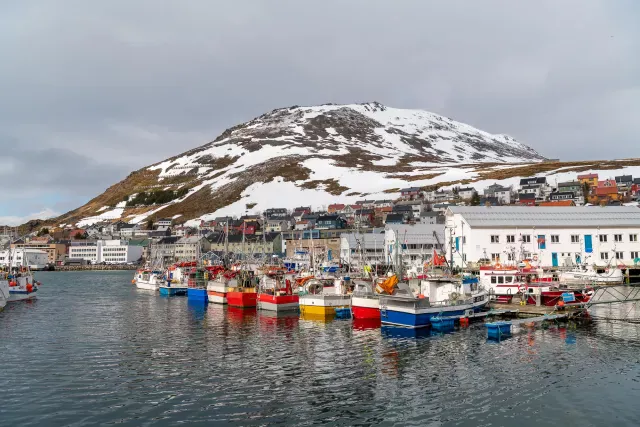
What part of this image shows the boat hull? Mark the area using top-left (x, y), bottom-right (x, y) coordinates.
top-left (380, 294), bottom-right (488, 329)
top-left (527, 291), bottom-right (590, 306)
top-left (227, 290), bottom-right (258, 308)
top-left (299, 294), bottom-right (351, 317)
top-left (207, 291), bottom-right (227, 304)
top-left (258, 294), bottom-right (299, 312)
top-left (8, 290), bottom-right (38, 302)
top-left (159, 286), bottom-right (187, 296)
top-left (136, 282), bottom-right (158, 291)
top-left (187, 288), bottom-right (208, 302)
top-left (351, 296), bottom-right (380, 319)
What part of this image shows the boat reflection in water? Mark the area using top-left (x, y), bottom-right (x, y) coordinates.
top-left (226, 305), bottom-right (257, 325)
top-left (187, 299), bottom-right (208, 322)
top-left (300, 311), bottom-right (336, 323)
top-left (258, 310), bottom-right (299, 333)
top-left (381, 325), bottom-right (431, 339)
top-left (353, 317), bottom-right (381, 330)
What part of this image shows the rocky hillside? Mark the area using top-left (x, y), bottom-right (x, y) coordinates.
top-left (43, 102), bottom-right (638, 228)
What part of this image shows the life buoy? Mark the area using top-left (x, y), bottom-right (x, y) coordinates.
top-left (533, 255), bottom-right (538, 262)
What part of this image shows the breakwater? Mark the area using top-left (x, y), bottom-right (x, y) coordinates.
top-left (47, 265), bottom-right (138, 272)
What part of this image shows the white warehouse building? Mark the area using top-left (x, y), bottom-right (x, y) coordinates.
top-left (445, 206), bottom-right (640, 268)
top-left (0, 249), bottom-right (49, 270)
top-left (68, 240), bottom-right (143, 264)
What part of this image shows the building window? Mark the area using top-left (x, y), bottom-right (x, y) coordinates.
top-left (521, 235), bottom-right (531, 243)
top-left (599, 235), bottom-right (607, 243)
top-left (551, 235), bottom-right (559, 243)
top-left (571, 235), bottom-right (580, 243)
top-left (462, 254), bottom-right (467, 262)
top-left (490, 235), bottom-right (499, 243)
top-left (630, 234), bottom-right (638, 242)
top-left (614, 234), bottom-right (623, 242)
top-left (615, 252), bottom-right (624, 260)
top-left (491, 253), bottom-right (500, 262)
top-left (506, 235), bottom-right (515, 243)
top-left (600, 252), bottom-right (609, 260)
top-left (507, 253), bottom-right (515, 261)
top-left (632, 251), bottom-right (639, 259)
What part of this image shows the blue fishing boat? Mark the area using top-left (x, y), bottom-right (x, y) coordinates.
top-left (380, 276), bottom-right (488, 329)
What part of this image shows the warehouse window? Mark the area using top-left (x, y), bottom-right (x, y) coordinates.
top-left (600, 252), bottom-right (609, 260)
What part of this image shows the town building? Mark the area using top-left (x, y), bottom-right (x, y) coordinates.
top-left (174, 236), bottom-right (211, 260)
top-left (316, 215), bottom-right (347, 230)
top-left (458, 187), bottom-right (476, 201)
top-left (68, 240), bottom-right (143, 264)
top-left (577, 173), bottom-right (599, 188)
top-left (517, 193), bottom-right (537, 206)
top-left (385, 224), bottom-right (445, 268)
top-left (10, 242), bottom-right (67, 265)
top-left (445, 206), bottom-right (640, 268)
top-left (593, 179), bottom-right (620, 204)
top-left (156, 218), bottom-right (173, 228)
top-left (340, 232), bottom-right (386, 267)
top-left (207, 233), bottom-right (282, 256)
top-left (399, 187), bottom-right (421, 200)
top-left (0, 249), bottom-right (49, 270)
top-left (615, 175), bottom-right (633, 192)
top-left (483, 183), bottom-right (512, 205)
top-left (151, 236), bottom-right (180, 264)
top-left (420, 211), bottom-right (444, 225)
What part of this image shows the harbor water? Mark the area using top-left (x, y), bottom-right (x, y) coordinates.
top-left (2, 271), bottom-right (640, 426)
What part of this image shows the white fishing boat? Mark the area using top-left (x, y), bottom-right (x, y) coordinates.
top-left (0, 276), bottom-right (9, 311)
top-left (7, 271), bottom-right (39, 302)
top-left (559, 265), bottom-right (624, 285)
top-left (134, 268), bottom-right (164, 291)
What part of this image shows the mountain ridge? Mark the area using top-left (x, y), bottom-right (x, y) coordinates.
top-left (32, 102), bottom-right (640, 230)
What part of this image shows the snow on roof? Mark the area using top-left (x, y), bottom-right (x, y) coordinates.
top-left (448, 206), bottom-right (640, 228)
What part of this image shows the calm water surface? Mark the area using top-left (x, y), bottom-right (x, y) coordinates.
top-left (2, 271), bottom-right (640, 426)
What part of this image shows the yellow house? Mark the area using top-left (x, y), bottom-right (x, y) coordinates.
top-left (577, 173), bottom-right (598, 188)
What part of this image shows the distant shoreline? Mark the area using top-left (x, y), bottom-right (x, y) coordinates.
top-left (39, 265), bottom-right (138, 272)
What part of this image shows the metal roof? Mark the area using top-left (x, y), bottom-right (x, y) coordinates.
top-left (447, 206), bottom-right (640, 228)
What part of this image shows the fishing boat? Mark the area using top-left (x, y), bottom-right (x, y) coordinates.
top-left (258, 271), bottom-right (299, 312)
top-left (134, 268), bottom-right (164, 291)
top-left (351, 278), bottom-right (384, 320)
top-left (206, 266), bottom-right (236, 304)
top-left (298, 277), bottom-right (352, 318)
top-left (158, 262), bottom-right (190, 296)
top-left (226, 269), bottom-right (258, 308)
top-left (0, 274), bottom-right (9, 311)
top-left (558, 264), bottom-right (624, 285)
top-left (7, 272), bottom-right (39, 302)
top-left (380, 276), bottom-right (488, 328)
top-left (187, 266), bottom-right (209, 303)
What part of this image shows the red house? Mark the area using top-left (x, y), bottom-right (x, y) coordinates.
top-left (327, 203), bottom-right (345, 213)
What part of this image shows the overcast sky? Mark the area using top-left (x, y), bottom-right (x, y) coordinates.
top-left (1, 1), bottom-right (638, 225)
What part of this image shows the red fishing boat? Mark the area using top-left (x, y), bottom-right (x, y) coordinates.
top-left (258, 271), bottom-right (299, 312)
top-left (226, 270), bottom-right (258, 308)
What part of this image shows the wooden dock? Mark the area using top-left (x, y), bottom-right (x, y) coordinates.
top-left (489, 301), bottom-right (584, 318)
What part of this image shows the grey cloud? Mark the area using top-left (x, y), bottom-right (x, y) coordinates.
top-left (0, 0), bottom-right (638, 218)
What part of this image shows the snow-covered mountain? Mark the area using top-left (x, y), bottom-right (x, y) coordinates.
top-left (51, 102), bottom-right (561, 227)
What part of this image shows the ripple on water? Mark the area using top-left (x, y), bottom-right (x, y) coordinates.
top-left (2, 271), bottom-right (640, 426)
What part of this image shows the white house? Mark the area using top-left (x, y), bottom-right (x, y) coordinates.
top-left (385, 224), bottom-right (446, 268)
top-left (0, 249), bottom-right (48, 270)
top-left (445, 206), bottom-right (640, 268)
top-left (484, 184), bottom-right (512, 205)
top-left (458, 187), bottom-right (476, 200)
